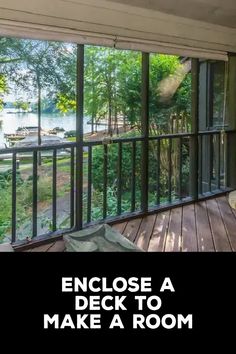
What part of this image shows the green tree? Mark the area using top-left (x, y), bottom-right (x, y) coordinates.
top-left (0, 74), bottom-right (7, 111)
top-left (149, 54), bottom-right (191, 135)
top-left (84, 47), bottom-right (141, 135)
top-left (58, 47), bottom-right (191, 136)
top-left (0, 38), bottom-right (71, 144)
top-left (0, 37), bottom-right (23, 110)
top-left (84, 46), bottom-right (103, 134)
top-left (56, 45), bottom-right (77, 114)
top-left (13, 99), bottom-right (30, 112)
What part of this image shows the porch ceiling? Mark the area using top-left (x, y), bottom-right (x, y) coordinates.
top-left (0, 0), bottom-right (236, 53)
top-left (107, 0), bottom-right (236, 29)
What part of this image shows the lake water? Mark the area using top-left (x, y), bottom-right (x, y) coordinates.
top-left (0, 110), bottom-right (105, 147)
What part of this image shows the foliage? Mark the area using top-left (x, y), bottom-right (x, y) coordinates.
top-left (0, 169), bottom-right (59, 241)
top-left (211, 61), bottom-right (225, 127)
top-left (55, 46), bottom-right (191, 135)
top-left (0, 169), bottom-right (23, 188)
top-left (84, 47), bottom-right (141, 133)
top-left (0, 37), bottom-right (24, 110)
top-left (56, 92), bottom-right (76, 113)
top-left (92, 141), bottom-right (141, 192)
top-left (0, 73), bottom-right (8, 110)
top-left (55, 45), bottom-right (77, 113)
top-left (90, 187), bottom-right (132, 220)
top-left (0, 170), bottom-right (25, 241)
top-left (13, 100), bottom-right (30, 111)
top-left (0, 38), bottom-right (75, 115)
top-left (0, 39), bottom-right (192, 130)
top-left (149, 55), bottom-right (191, 134)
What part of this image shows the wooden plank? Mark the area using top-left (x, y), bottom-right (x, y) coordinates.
top-left (0, 243), bottom-right (14, 252)
top-left (135, 214), bottom-right (156, 251)
top-left (112, 222), bottom-right (128, 235)
top-left (216, 196), bottom-right (236, 251)
top-left (148, 210), bottom-right (170, 252)
top-left (30, 242), bottom-right (55, 252)
top-left (195, 201), bottom-right (215, 252)
top-left (123, 218), bottom-right (142, 243)
top-left (182, 204), bottom-right (198, 252)
top-left (229, 194), bottom-right (236, 220)
top-left (165, 207), bottom-right (182, 252)
top-left (206, 199), bottom-right (231, 252)
top-left (47, 240), bottom-right (66, 252)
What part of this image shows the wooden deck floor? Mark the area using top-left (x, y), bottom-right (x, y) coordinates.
top-left (24, 195), bottom-right (236, 252)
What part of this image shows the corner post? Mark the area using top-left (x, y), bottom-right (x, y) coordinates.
top-left (226, 54), bottom-right (236, 189)
top-left (76, 44), bottom-right (84, 230)
top-left (141, 52), bottom-right (149, 212)
top-left (190, 58), bottom-right (199, 200)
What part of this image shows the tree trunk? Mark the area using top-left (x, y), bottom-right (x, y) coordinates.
top-left (91, 116), bottom-right (94, 135)
top-left (114, 90), bottom-right (118, 135)
top-left (108, 97), bottom-right (112, 136)
top-left (91, 74), bottom-right (95, 135)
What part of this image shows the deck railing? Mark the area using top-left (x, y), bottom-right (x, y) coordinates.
top-left (0, 129), bottom-right (232, 245)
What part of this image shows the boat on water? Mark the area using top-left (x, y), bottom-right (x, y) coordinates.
top-left (4, 126), bottom-right (60, 146)
top-left (14, 134), bottom-right (67, 148)
top-left (0, 135), bottom-right (70, 161)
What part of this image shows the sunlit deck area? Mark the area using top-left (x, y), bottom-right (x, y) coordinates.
top-left (18, 195), bottom-right (236, 252)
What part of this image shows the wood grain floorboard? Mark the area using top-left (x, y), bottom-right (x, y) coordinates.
top-left (182, 204), bottom-right (198, 252)
top-left (206, 199), bottom-right (231, 252)
top-left (165, 207), bottom-right (182, 252)
top-left (112, 222), bottom-right (128, 234)
top-left (122, 218), bottom-right (142, 243)
top-left (148, 211), bottom-right (170, 252)
top-left (47, 240), bottom-right (66, 252)
top-left (195, 201), bottom-right (215, 252)
top-left (135, 214), bottom-right (156, 251)
top-left (216, 196), bottom-right (236, 251)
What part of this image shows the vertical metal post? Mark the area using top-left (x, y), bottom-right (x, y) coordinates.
top-left (156, 138), bottom-right (160, 205)
top-left (179, 137), bottom-right (183, 200)
top-left (75, 44), bottom-right (84, 230)
top-left (87, 145), bottom-right (92, 224)
top-left (226, 55), bottom-right (236, 189)
top-left (216, 133), bottom-right (221, 190)
top-left (190, 58), bottom-right (199, 200)
top-left (70, 147), bottom-right (75, 228)
top-left (52, 149), bottom-right (57, 232)
top-left (131, 140), bottom-right (136, 212)
top-left (198, 135), bottom-right (203, 195)
top-left (141, 52), bottom-right (149, 212)
top-left (38, 86), bottom-right (42, 165)
top-left (168, 138), bottom-right (172, 203)
top-left (38, 86), bottom-right (41, 147)
top-left (208, 134), bottom-right (212, 192)
top-left (103, 144), bottom-right (108, 219)
top-left (32, 151), bottom-right (38, 238)
top-left (226, 132), bottom-right (233, 188)
top-left (117, 141), bottom-right (122, 215)
top-left (12, 153), bottom-right (17, 243)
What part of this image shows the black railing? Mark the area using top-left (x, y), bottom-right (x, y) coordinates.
top-left (0, 130), bottom-right (232, 245)
top-left (198, 130), bottom-right (227, 194)
top-left (0, 142), bottom-right (76, 243)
